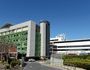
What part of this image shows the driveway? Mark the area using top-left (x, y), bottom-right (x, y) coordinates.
top-left (23, 62), bottom-right (63, 70)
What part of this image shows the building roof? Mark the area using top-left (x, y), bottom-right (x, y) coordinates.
top-left (40, 20), bottom-right (50, 24)
top-left (1, 23), bottom-right (13, 29)
top-left (54, 39), bottom-right (90, 43)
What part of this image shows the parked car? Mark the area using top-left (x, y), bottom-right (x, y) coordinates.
top-left (28, 59), bottom-right (35, 62)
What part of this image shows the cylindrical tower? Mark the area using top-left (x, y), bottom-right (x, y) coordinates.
top-left (40, 20), bottom-right (50, 59)
top-left (26, 21), bottom-right (36, 57)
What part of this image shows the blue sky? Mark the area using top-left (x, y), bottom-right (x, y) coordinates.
top-left (0, 0), bottom-right (90, 40)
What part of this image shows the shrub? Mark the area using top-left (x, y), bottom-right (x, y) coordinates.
top-left (5, 64), bottom-right (10, 69)
top-left (10, 59), bottom-right (20, 67)
top-left (63, 55), bottom-right (90, 70)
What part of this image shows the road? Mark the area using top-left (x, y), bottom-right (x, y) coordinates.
top-left (23, 62), bottom-right (62, 70)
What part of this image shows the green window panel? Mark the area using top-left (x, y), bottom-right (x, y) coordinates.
top-left (0, 31), bottom-right (28, 54)
top-left (35, 32), bottom-right (41, 57)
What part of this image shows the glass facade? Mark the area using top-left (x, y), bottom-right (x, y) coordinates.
top-left (35, 32), bottom-right (41, 57)
top-left (35, 25), bottom-right (41, 57)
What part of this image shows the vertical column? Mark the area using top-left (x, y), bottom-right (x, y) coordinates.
top-left (40, 20), bottom-right (50, 59)
top-left (40, 23), bottom-right (46, 58)
top-left (26, 21), bottom-right (36, 57)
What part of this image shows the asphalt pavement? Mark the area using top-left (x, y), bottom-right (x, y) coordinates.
top-left (23, 62), bottom-right (63, 70)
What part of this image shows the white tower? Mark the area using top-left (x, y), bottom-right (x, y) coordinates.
top-left (26, 21), bottom-right (36, 57)
top-left (40, 20), bottom-right (50, 59)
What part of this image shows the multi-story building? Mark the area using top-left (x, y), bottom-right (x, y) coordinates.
top-left (50, 35), bottom-right (90, 55)
top-left (0, 20), bottom-right (50, 58)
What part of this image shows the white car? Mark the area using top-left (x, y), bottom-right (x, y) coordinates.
top-left (28, 59), bottom-right (35, 62)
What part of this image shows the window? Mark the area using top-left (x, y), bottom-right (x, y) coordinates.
top-left (18, 47), bottom-right (20, 50)
top-left (24, 43), bottom-right (27, 45)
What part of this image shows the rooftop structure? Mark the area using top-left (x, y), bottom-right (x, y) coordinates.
top-left (50, 34), bottom-right (65, 45)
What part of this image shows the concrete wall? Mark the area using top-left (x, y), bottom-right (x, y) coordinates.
top-left (26, 21), bottom-right (36, 57)
top-left (0, 21), bottom-right (30, 33)
top-left (40, 23), bottom-right (46, 57)
top-left (0, 20), bottom-right (36, 57)
top-left (54, 41), bottom-right (90, 46)
top-left (40, 21), bottom-right (50, 58)
top-left (51, 39), bottom-right (90, 55)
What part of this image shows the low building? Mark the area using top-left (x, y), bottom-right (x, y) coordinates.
top-left (0, 43), bottom-right (17, 61)
top-left (50, 36), bottom-right (90, 55)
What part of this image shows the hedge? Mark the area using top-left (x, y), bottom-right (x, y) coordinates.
top-left (63, 55), bottom-right (90, 70)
